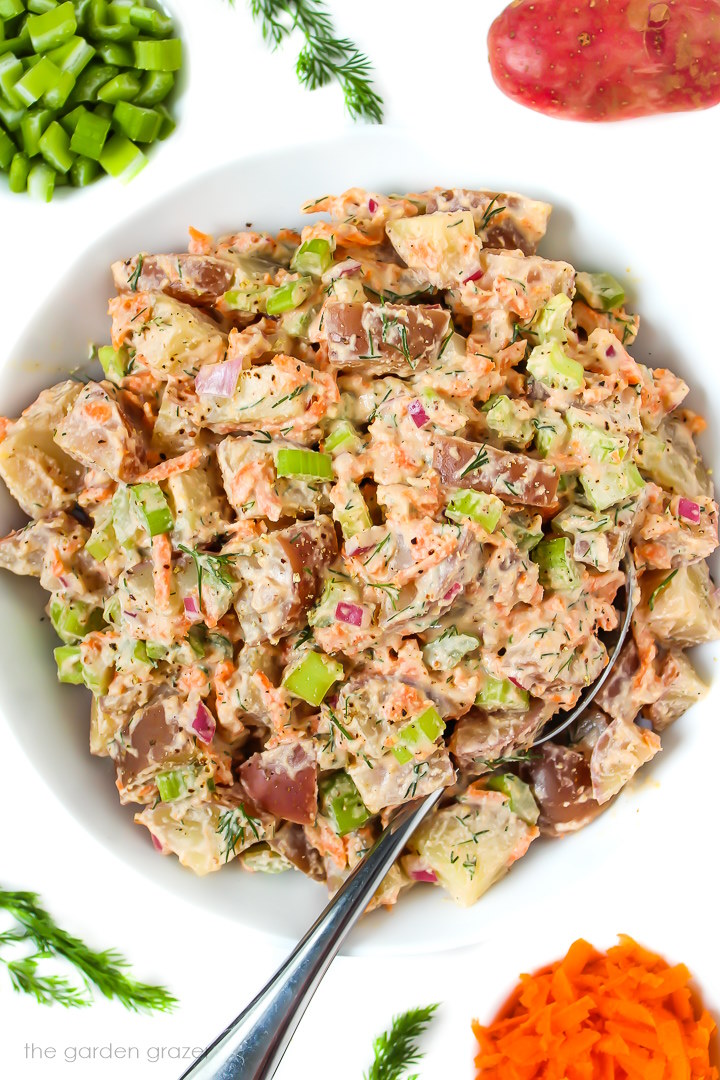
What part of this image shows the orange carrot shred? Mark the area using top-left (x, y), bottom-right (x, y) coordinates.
top-left (472, 936), bottom-right (718, 1080)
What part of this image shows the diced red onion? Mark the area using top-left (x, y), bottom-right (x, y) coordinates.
top-left (606, 345), bottom-right (616, 358)
top-left (443, 582), bottom-right (462, 602)
top-left (184, 596), bottom-right (202, 622)
top-left (463, 268), bottom-right (484, 284)
top-left (336, 601), bottom-right (364, 626)
top-left (345, 538), bottom-right (373, 557)
top-left (192, 701), bottom-right (216, 744)
top-left (151, 833), bottom-right (164, 852)
top-left (368, 198), bottom-right (378, 213)
top-left (195, 357), bottom-right (243, 399)
top-left (328, 259), bottom-right (363, 281)
top-left (678, 498), bottom-right (701, 524)
top-left (57, 574), bottom-right (69, 588)
top-left (123, 609), bottom-right (138, 619)
top-left (509, 676), bottom-right (525, 690)
top-left (410, 868), bottom-right (438, 883)
top-left (407, 399), bottom-right (429, 428)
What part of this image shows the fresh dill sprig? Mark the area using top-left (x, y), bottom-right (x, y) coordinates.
top-left (178, 544), bottom-right (241, 611)
top-left (364, 1003), bottom-right (440, 1080)
top-left (459, 445), bottom-right (489, 477)
top-left (0, 890), bottom-right (177, 1012)
top-left (217, 806), bottom-right (261, 863)
top-left (243, 0), bottom-right (383, 123)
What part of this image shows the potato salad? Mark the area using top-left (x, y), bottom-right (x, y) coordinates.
top-left (1, 186), bottom-right (717, 909)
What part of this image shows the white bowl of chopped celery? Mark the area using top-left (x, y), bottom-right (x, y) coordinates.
top-left (0, 127), bottom-right (718, 954)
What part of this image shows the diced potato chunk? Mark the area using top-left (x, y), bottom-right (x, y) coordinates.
top-left (130, 294), bottom-right (227, 377)
top-left (166, 464), bottom-right (230, 544)
top-left (55, 381), bottom-right (146, 482)
top-left (643, 561), bottom-right (720, 646)
top-left (0, 380), bottom-right (84, 517)
top-left (386, 212), bottom-right (482, 288)
top-left (410, 793), bottom-right (537, 906)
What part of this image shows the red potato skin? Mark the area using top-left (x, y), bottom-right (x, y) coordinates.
top-left (488, 0), bottom-right (720, 122)
top-left (240, 744), bottom-right (318, 825)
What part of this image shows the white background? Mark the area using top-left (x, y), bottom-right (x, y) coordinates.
top-left (1, 1), bottom-right (720, 1077)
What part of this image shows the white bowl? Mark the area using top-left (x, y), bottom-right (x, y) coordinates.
top-left (2, 127), bottom-right (718, 953)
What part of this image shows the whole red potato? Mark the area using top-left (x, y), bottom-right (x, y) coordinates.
top-left (488, 0), bottom-right (720, 121)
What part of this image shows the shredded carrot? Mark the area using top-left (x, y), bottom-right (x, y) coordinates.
top-left (151, 532), bottom-right (172, 612)
top-left (473, 936), bottom-right (718, 1080)
top-left (135, 448), bottom-right (204, 484)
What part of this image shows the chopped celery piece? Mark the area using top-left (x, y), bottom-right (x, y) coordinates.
top-left (97, 342), bottom-right (129, 379)
top-left (97, 70), bottom-right (141, 102)
top-left (292, 238), bottom-right (333, 276)
top-left (96, 40), bottom-right (134, 65)
top-left (476, 674), bottom-right (529, 712)
top-left (283, 650), bottom-right (343, 706)
top-left (482, 394), bottom-right (533, 446)
top-left (266, 276), bottom-right (313, 316)
top-left (0, 0), bottom-right (24, 16)
top-left (532, 536), bottom-right (581, 591)
top-left (533, 293), bottom-right (572, 343)
top-left (505, 512), bottom-right (543, 552)
top-left (27, 160), bottom-right (55, 200)
top-left (485, 774), bottom-right (539, 825)
top-left (575, 271), bottom-right (625, 312)
top-left (129, 5), bottom-right (173, 37)
top-left (112, 98), bottom-right (159, 141)
top-left (527, 341), bottom-right (584, 391)
top-left (423, 629), bottom-right (479, 671)
top-left (8, 151), bottom-right (30, 191)
top-left (392, 744), bottom-right (412, 764)
top-left (0, 127), bottom-right (15, 168)
top-left (71, 60), bottom-right (118, 101)
top-left (533, 409), bottom-right (565, 458)
top-left (99, 130), bottom-right (146, 181)
top-left (70, 107), bottom-right (110, 157)
top-left (27, 1), bottom-right (77, 52)
top-left (392, 705), bottom-right (445, 762)
top-left (38, 118), bottom-right (74, 171)
top-left (85, 503), bottom-right (117, 561)
top-left (146, 641), bottom-right (168, 661)
top-left (319, 772), bottom-right (371, 836)
top-left (223, 285), bottom-right (270, 314)
top-left (43, 66), bottom-right (74, 108)
top-left (58, 103), bottom-right (86, 133)
top-left (324, 420), bottom-right (362, 456)
top-left (0, 53), bottom-right (24, 107)
top-left (130, 481), bottom-right (173, 535)
top-left (54, 644), bottom-right (83, 684)
top-left (28, 1), bottom-right (59, 14)
top-left (20, 107), bottom-right (53, 155)
top-left (240, 843), bottom-right (292, 874)
top-left (134, 68), bottom-right (173, 105)
top-left (276, 447), bottom-right (333, 480)
top-left (335, 486), bottom-right (372, 539)
top-left (46, 34), bottom-right (95, 76)
top-left (111, 484), bottom-right (141, 546)
top-left (49, 597), bottom-right (104, 643)
top-left (156, 767), bottom-right (196, 802)
top-left (154, 102), bottom-right (173, 139)
top-left (579, 461), bottom-right (645, 512)
top-left (133, 36), bottom-right (181, 70)
top-left (0, 99), bottom-right (25, 133)
top-left (87, 0), bottom-right (138, 42)
top-left (445, 488), bottom-right (503, 531)
top-left (14, 55), bottom-right (62, 105)
top-left (70, 154), bottom-right (98, 185)
top-left (566, 407), bottom-right (628, 463)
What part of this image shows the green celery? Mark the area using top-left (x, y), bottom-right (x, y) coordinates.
top-left (532, 536), bottom-right (581, 591)
top-left (14, 54), bottom-right (62, 105)
top-left (0, 126), bottom-right (15, 167)
top-left (38, 117), bottom-right (74, 171)
top-left (0, 52), bottom-right (24, 107)
top-left (527, 342), bottom-right (584, 392)
top-left (70, 154), bottom-right (98, 185)
top-left (476, 674), bottom-right (529, 712)
top-left (112, 97), bottom-right (159, 141)
top-left (130, 481), bottom-right (173, 536)
top-left (128, 5), bottom-right (172, 37)
top-left (276, 447), bottom-right (333, 480)
top-left (291, 238), bottom-right (333, 276)
top-left (49, 597), bottom-right (104, 643)
top-left (392, 705), bottom-right (445, 762)
top-left (27, 1), bottom-right (76, 52)
top-left (324, 419), bottom-right (362, 456)
top-left (485, 774), bottom-right (539, 825)
top-left (283, 651), bottom-right (343, 706)
top-left (266, 277), bottom-right (313, 316)
top-left (156, 767), bottom-right (196, 802)
top-left (54, 644), bottom-right (83, 684)
top-left (99, 131), bottom-right (146, 181)
top-left (533, 293), bottom-right (572, 343)
top-left (319, 772), bottom-right (370, 836)
top-left (70, 107), bottom-right (110, 158)
top-left (445, 488), bottom-right (502, 531)
top-left (46, 34), bottom-right (95, 77)
top-left (134, 68), bottom-right (173, 106)
top-left (27, 160), bottom-right (55, 200)
top-left (133, 36), bottom-right (181, 70)
top-left (8, 150), bottom-right (30, 190)
top-left (97, 342), bottom-right (129, 379)
top-left (575, 271), bottom-right (625, 312)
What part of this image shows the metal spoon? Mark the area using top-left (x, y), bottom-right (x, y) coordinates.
top-left (180, 555), bottom-right (635, 1080)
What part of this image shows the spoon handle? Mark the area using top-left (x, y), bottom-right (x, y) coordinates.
top-left (179, 786), bottom-right (444, 1080)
